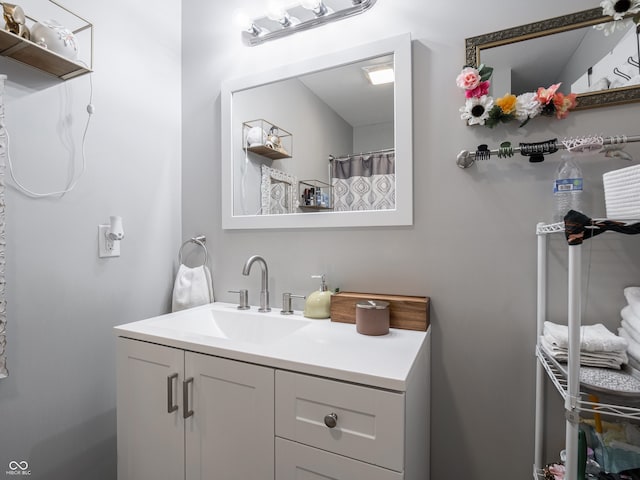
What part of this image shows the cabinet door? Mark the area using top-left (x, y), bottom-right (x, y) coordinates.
top-left (185, 352), bottom-right (274, 480)
top-left (116, 338), bottom-right (185, 480)
top-left (276, 438), bottom-right (403, 480)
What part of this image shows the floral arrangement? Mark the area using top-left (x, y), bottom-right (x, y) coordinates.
top-left (596, 0), bottom-right (640, 35)
top-left (457, 64), bottom-right (578, 128)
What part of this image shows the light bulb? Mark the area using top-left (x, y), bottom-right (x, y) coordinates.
top-left (300, 0), bottom-right (332, 16)
top-left (266, 1), bottom-right (287, 21)
top-left (266, 1), bottom-right (300, 26)
top-left (233, 9), bottom-right (253, 31)
top-left (300, 0), bottom-right (321, 8)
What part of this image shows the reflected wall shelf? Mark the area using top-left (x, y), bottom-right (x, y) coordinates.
top-left (243, 119), bottom-right (292, 160)
top-left (245, 145), bottom-right (291, 160)
top-left (0, 29), bottom-right (91, 80)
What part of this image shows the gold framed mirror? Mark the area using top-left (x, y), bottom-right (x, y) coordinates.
top-left (465, 8), bottom-right (640, 110)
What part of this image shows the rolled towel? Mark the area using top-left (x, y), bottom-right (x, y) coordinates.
top-left (621, 305), bottom-right (640, 333)
top-left (543, 321), bottom-right (628, 353)
top-left (621, 319), bottom-right (640, 345)
top-left (619, 328), bottom-right (640, 364)
top-left (171, 264), bottom-right (214, 312)
top-left (624, 287), bottom-right (640, 319)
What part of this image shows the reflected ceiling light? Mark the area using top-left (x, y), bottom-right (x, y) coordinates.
top-left (362, 64), bottom-right (395, 85)
top-left (241, 0), bottom-right (377, 46)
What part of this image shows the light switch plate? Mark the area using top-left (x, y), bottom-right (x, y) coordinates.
top-left (98, 225), bottom-right (120, 257)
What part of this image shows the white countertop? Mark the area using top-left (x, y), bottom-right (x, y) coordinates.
top-left (114, 302), bottom-right (429, 391)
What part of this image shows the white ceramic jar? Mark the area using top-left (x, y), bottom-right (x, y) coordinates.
top-left (31, 20), bottom-right (78, 61)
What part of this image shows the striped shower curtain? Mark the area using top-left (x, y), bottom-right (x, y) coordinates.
top-left (330, 152), bottom-right (395, 211)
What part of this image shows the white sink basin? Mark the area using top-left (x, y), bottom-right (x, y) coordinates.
top-left (151, 306), bottom-right (312, 344)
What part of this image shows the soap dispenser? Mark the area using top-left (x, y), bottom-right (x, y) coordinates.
top-left (303, 274), bottom-right (332, 319)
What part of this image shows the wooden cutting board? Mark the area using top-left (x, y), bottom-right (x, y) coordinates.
top-left (330, 292), bottom-right (430, 332)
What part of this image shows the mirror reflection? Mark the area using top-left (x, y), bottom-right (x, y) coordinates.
top-left (466, 8), bottom-right (640, 110)
top-left (232, 54), bottom-right (395, 217)
top-left (481, 20), bottom-right (640, 96)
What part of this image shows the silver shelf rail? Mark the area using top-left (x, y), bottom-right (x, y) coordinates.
top-left (457, 134), bottom-right (640, 169)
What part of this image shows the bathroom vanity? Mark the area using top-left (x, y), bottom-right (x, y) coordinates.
top-left (114, 302), bottom-right (430, 480)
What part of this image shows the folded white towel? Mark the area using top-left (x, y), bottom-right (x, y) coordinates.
top-left (624, 287), bottom-right (640, 318)
top-left (171, 264), bottom-right (214, 312)
top-left (540, 336), bottom-right (627, 369)
top-left (619, 328), bottom-right (640, 364)
top-left (543, 321), bottom-right (628, 353)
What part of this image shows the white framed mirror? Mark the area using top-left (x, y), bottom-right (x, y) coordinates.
top-left (221, 33), bottom-right (412, 229)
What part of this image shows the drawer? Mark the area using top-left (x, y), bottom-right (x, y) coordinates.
top-left (276, 437), bottom-right (403, 480)
top-left (275, 370), bottom-right (405, 472)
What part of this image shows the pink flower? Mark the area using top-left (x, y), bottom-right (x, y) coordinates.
top-left (456, 67), bottom-right (481, 90)
top-left (553, 92), bottom-right (577, 119)
top-left (536, 83), bottom-right (561, 105)
top-left (465, 81), bottom-right (490, 98)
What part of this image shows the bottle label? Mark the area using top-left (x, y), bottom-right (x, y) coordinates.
top-left (554, 178), bottom-right (583, 193)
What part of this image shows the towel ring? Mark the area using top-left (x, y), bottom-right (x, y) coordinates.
top-left (178, 236), bottom-right (208, 267)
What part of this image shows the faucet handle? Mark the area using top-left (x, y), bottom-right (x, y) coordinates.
top-left (228, 289), bottom-right (250, 310)
top-left (281, 292), bottom-right (305, 315)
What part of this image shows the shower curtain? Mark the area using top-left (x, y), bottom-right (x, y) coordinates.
top-left (330, 152), bottom-right (395, 211)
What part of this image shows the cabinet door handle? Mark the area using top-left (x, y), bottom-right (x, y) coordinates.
top-left (324, 412), bottom-right (338, 428)
top-left (167, 373), bottom-right (179, 413)
top-left (183, 377), bottom-right (194, 419)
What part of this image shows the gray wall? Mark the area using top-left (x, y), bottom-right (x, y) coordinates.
top-left (183, 1), bottom-right (640, 479)
top-left (0, 1), bottom-right (181, 478)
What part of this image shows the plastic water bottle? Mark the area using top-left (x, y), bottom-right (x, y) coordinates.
top-left (553, 155), bottom-right (583, 222)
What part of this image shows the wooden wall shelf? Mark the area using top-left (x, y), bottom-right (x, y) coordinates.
top-left (0, 29), bottom-right (91, 80)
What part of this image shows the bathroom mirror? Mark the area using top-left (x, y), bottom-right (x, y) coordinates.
top-left (221, 34), bottom-right (412, 229)
top-left (466, 8), bottom-right (640, 110)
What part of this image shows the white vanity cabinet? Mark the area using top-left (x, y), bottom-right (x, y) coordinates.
top-left (275, 371), bottom-right (406, 479)
top-left (116, 337), bottom-right (274, 480)
top-left (115, 302), bottom-right (430, 480)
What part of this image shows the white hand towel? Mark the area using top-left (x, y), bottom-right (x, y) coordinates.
top-left (624, 287), bottom-right (640, 319)
top-left (171, 264), bottom-right (214, 312)
top-left (621, 305), bottom-right (640, 333)
top-left (543, 321), bottom-right (628, 353)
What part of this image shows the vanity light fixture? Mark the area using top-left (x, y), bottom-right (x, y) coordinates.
top-left (239, 0), bottom-right (377, 46)
top-left (362, 63), bottom-right (395, 85)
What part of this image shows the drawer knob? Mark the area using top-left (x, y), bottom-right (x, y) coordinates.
top-left (324, 413), bottom-right (338, 428)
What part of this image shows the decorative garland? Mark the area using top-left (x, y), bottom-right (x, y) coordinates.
top-left (458, 0), bottom-right (640, 128)
top-left (457, 64), bottom-right (577, 128)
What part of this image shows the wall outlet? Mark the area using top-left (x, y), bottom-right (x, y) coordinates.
top-left (98, 225), bottom-right (120, 258)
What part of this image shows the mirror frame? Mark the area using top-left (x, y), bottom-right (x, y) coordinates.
top-left (465, 8), bottom-right (640, 110)
top-left (221, 33), bottom-right (412, 230)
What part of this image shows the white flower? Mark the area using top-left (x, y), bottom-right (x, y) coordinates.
top-left (600, 0), bottom-right (640, 21)
top-left (459, 95), bottom-right (493, 126)
top-left (593, 17), bottom-right (634, 36)
top-left (515, 92), bottom-right (542, 122)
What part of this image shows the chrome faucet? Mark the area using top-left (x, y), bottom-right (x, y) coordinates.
top-left (242, 255), bottom-right (270, 312)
